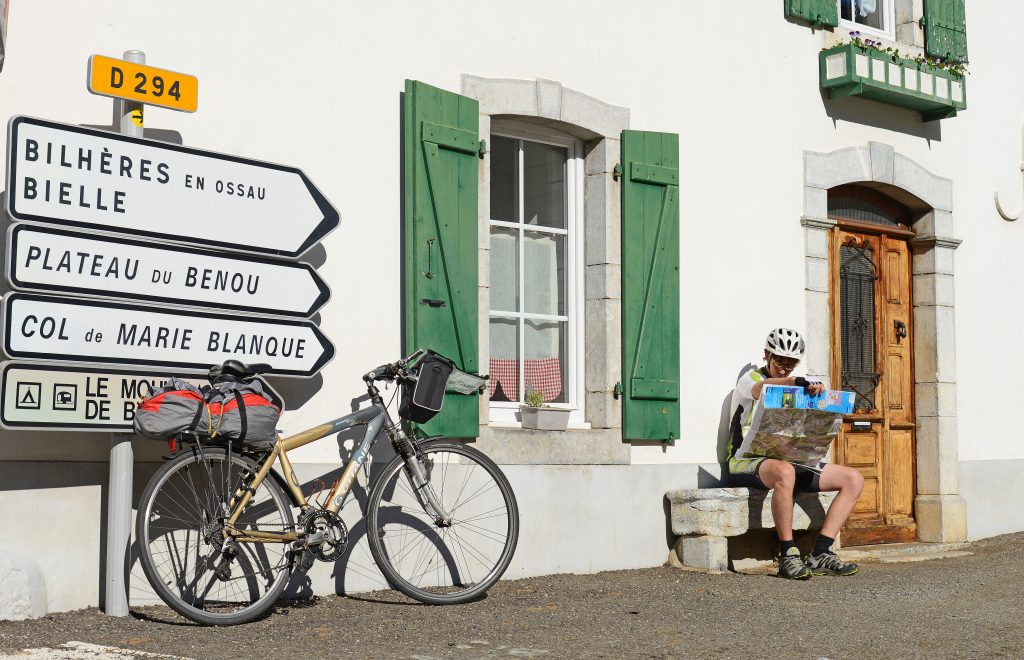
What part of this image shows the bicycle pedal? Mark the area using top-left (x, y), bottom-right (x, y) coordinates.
top-left (296, 550), bottom-right (315, 572)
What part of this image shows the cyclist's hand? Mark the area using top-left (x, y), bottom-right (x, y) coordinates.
top-left (793, 377), bottom-right (825, 396)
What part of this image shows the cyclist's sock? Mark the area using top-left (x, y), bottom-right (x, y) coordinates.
top-left (812, 534), bottom-right (835, 557)
top-left (779, 539), bottom-right (798, 556)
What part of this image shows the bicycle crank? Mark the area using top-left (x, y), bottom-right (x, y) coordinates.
top-left (298, 509), bottom-right (349, 563)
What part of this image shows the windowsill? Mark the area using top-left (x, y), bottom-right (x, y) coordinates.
top-left (488, 421), bottom-right (593, 430)
top-left (473, 425), bottom-right (629, 465)
top-left (838, 20), bottom-right (894, 43)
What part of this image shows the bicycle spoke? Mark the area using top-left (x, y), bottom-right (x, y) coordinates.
top-left (137, 449), bottom-right (294, 624)
top-left (368, 443), bottom-right (518, 602)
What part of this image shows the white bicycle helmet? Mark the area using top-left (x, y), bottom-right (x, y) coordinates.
top-left (765, 328), bottom-right (805, 360)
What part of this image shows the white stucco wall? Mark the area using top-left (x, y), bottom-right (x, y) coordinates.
top-left (0, 0), bottom-right (1022, 615)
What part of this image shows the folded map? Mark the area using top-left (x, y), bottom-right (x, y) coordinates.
top-left (736, 385), bottom-right (855, 467)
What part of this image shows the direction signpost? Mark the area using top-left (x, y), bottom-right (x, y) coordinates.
top-left (6, 115), bottom-right (340, 257)
top-left (0, 362), bottom-right (283, 432)
top-left (6, 224), bottom-right (331, 317)
top-left (1, 51), bottom-right (340, 617)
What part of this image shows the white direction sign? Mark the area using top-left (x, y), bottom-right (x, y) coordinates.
top-left (6, 116), bottom-right (340, 258)
top-left (2, 293), bottom-right (335, 377)
top-left (6, 224), bottom-right (331, 318)
top-left (0, 362), bottom-right (283, 431)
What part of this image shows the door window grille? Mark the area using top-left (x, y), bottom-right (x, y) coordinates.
top-left (840, 241), bottom-right (879, 412)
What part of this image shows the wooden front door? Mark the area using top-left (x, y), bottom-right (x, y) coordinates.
top-left (830, 226), bottom-right (916, 545)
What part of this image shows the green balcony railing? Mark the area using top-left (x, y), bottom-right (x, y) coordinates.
top-left (820, 44), bottom-right (966, 121)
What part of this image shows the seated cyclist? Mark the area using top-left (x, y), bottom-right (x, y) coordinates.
top-left (727, 328), bottom-right (865, 579)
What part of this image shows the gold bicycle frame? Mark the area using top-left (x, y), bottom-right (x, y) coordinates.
top-left (221, 403), bottom-right (389, 544)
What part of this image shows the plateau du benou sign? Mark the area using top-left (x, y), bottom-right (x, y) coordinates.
top-left (2, 293), bottom-right (335, 377)
top-left (5, 116), bottom-right (339, 258)
top-left (0, 362), bottom-right (283, 432)
top-left (6, 224), bottom-right (331, 318)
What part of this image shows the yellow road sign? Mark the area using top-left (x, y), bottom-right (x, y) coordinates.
top-left (87, 54), bottom-right (198, 113)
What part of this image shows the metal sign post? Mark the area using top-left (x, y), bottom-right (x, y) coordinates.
top-left (105, 49), bottom-right (145, 619)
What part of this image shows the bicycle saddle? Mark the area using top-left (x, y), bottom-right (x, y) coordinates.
top-left (208, 359), bottom-right (249, 384)
top-left (209, 360), bottom-right (273, 383)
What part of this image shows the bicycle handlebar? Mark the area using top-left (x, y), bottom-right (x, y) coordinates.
top-left (362, 349), bottom-right (429, 384)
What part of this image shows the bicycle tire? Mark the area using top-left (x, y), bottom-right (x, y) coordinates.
top-left (136, 447), bottom-right (294, 626)
top-left (366, 439), bottom-right (519, 604)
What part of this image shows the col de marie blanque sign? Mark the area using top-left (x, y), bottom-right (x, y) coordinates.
top-left (1, 115), bottom-right (340, 430)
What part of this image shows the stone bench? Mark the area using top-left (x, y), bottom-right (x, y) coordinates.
top-left (665, 487), bottom-right (835, 572)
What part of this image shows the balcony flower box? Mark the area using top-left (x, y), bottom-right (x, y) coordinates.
top-left (819, 43), bottom-right (966, 121)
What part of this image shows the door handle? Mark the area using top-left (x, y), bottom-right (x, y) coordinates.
top-left (894, 320), bottom-right (907, 343)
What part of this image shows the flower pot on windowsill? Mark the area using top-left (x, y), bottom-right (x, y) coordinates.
top-left (519, 406), bottom-right (571, 431)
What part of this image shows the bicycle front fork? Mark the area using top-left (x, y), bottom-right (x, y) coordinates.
top-left (391, 429), bottom-right (453, 526)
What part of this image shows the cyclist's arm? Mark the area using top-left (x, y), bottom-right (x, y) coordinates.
top-left (751, 377), bottom-right (826, 399)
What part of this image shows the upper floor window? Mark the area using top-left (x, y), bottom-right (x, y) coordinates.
top-left (840, 0), bottom-right (895, 39)
top-left (487, 122), bottom-right (584, 424)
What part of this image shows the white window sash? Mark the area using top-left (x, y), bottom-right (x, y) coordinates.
top-left (838, 0), bottom-right (895, 40)
top-left (488, 124), bottom-right (586, 427)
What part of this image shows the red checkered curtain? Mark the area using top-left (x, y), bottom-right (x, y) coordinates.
top-left (488, 358), bottom-right (562, 403)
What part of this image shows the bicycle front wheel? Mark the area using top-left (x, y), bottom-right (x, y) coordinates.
top-left (367, 440), bottom-right (519, 605)
top-left (136, 447), bottom-right (295, 626)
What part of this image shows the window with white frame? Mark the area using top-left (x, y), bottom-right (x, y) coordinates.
top-left (840, 0), bottom-right (895, 38)
top-left (487, 122), bottom-right (584, 425)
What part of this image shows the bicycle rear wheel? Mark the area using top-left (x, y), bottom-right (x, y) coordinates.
top-left (136, 447), bottom-right (294, 626)
top-left (367, 439), bottom-right (519, 604)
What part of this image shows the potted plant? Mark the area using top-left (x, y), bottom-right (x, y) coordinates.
top-left (519, 387), bottom-right (570, 431)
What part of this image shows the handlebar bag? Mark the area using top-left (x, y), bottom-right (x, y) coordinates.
top-left (399, 352), bottom-right (454, 423)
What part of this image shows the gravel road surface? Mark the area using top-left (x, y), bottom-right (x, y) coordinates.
top-left (1, 532), bottom-right (1022, 659)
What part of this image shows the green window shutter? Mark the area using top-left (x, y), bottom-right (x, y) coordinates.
top-left (923, 0), bottom-right (968, 63)
top-left (403, 79), bottom-right (480, 438)
top-left (784, 0), bottom-right (839, 27)
top-left (620, 130), bottom-right (680, 443)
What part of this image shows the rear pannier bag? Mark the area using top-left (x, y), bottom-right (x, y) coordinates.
top-left (134, 377), bottom-right (281, 448)
top-left (399, 352), bottom-right (455, 424)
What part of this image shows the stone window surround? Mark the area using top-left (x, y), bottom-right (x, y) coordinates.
top-left (802, 142), bottom-right (967, 542)
top-left (461, 75), bottom-right (631, 465)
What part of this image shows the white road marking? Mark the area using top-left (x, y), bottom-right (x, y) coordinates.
top-left (1, 641), bottom-right (194, 660)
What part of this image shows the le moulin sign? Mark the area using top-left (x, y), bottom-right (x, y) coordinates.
top-left (5, 116), bottom-right (338, 258)
top-left (0, 363), bottom-right (283, 432)
top-left (6, 224), bottom-right (331, 318)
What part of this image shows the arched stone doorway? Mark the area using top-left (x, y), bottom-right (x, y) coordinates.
top-left (802, 143), bottom-right (967, 544)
